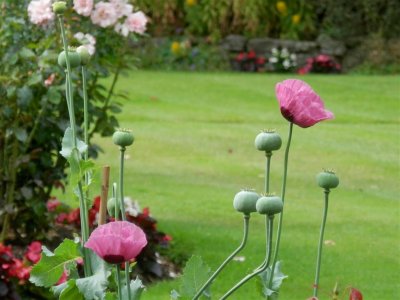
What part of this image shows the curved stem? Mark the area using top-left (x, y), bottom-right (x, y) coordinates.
top-left (313, 189), bottom-right (330, 298)
top-left (193, 214), bottom-right (250, 300)
top-left (267, 122), bottom-right (293, 293)
top-left (116, 264), bottom-right (123, 300)
top-left (220, 216), bottom-right (274, 300)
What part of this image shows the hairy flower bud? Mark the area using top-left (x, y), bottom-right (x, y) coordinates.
top-left (316, 170), bottom-right (339, 189)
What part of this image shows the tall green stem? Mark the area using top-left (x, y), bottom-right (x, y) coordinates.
top-left (313, 189), bottom-right (330, 298)
top-left (82, 66), bottom-right (89, 162)
top-left (220, 216), bottom-right (274, 300)
top-left (57, 15), bottom-right (91, 276)
top-left (267, 122), bottom-right (293, 294)
top-left (118, 147), bottom-right (131, 299)
top-left (116, 264), bottom-right (123, 300)
top-left (265, 152), bottom-right (272, 194)
top-left (193, 214), bottom-right (250, 300)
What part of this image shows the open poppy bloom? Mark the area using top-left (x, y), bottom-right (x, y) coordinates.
top-left (85, 221), bottom-right (147, 264)
top-left (275, 79), bottom-right (334, 128)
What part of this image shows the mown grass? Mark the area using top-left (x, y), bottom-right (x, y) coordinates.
top-left (93, 71), bottom-right (399, 299)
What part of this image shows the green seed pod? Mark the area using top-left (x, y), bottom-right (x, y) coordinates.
top-left (112, 129), bottom-right (134, 147)
top-left (256, 195), bottom-right (283, 215)
top-left (52, 1), bottom-right (67, 14)
top-left (233, 190), bottom-right (260, 214)
top-left (76, 46), bottom-right (91, 65)
top-left (107, 197), bottom-right (116, 216)
top-left (316, 170), bottom-right (339, 189)
top-left (254, 130), bottom-right (282, 153)
top-left (58, 50), bottom-right (81, 68)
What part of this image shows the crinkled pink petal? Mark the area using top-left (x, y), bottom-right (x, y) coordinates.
top-left (85, 221), bottom-right (147, 264)
top-left (275, 79), bottom-right (334, 128)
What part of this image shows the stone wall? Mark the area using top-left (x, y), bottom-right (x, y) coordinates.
top-left (220, 34), bottom-right (354, 70)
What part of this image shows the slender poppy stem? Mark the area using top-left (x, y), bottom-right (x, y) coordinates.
top-left (219, 216), bottom-right (274, 300)
top-left (267, 122), bottom-right (293, 295)
top-left (57, 15), bottom-right (91, 277)
top-left (313, 189), bottom-right (330, 297)
top-left (118, 146), bottom-right (131, 300)
top-left (193, 214), bottom-right (250, 300)
top-left (116, 264), bottom-right (123, 300)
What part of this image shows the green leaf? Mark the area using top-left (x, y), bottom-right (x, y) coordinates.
top-left (14, 127), bottom-right (27, 142)
top-left (60, 280), bottom-right (84, 300)
top-left (258, 261), bottom-right (288, 299)
top-left (19, 47), bottom-right (35, 59)
top-left (30, 239), bottom-right (81, 288)
top-left (178, 255), bottom-right (211, 299)
top-left (17, 86), bottom-right (33, 107)
top-left (105, 292), bottom-right (117, 300)
top-left (121, 278), bottom-right (145, 300)
top-left (60, 127), bottom-right (88, 159)
top-left (75, 251), bottom-right (111, 300)
top-left (47, 86), bottom-right (61, 104)
top-left (27, 73), bottom-right (43, 86)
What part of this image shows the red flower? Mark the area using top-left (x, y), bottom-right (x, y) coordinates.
top-left (256, 57), bottom-right (266, 65)
top-left (247, 50), bottom-right (256, 59)
top-left (46, 198), bottom-right (61, 212)
top-left (8, 258), bottom-right (31, 282)
top-left (235, 52), bottom-right (247, 61)
top-left (55, 212), bottom-right (68, 223)
top-left (349, 288), bottom-right (363, 300)
top-left (25, 241), bottom-right (42, 264)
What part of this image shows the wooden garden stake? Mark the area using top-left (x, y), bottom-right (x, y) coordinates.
top-left (99, 166), bottom-right (110, 225)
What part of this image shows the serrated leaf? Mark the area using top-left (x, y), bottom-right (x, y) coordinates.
top-left (258, 261), bottom-right (288, 299)
top-left (121, 278), bottom-right (145, 300)
top-left (75, 252), bottom-right (111, 300)
top-left (60, 279), bottom-right (84, 300)
top-left (179, 255), bottom-right (211, 299)
top-left (30, 239), bottom-right (81, 287)
top-left (60, 127), bottom-right (88, 159)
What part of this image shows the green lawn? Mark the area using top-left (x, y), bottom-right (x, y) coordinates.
top-left (94, 71), bottom-right (399, 299)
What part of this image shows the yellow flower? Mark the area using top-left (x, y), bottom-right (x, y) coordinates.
top-left (171, 41), bottom-right (180, 55)
top-left (276, 1), bottom-right (287, 14)
top-left (186, 0), bottom-right (197, 6)
top-left (292, 14), bottom-right (301, 24)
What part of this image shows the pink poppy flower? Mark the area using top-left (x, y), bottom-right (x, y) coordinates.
top-left (90, 2), bottom-right (119, 28)
top-left (275, 79), bottom-right (334, 128)
top-left (85, 221), bottom-right (147, 264)
top-left (125, 11), bottom-right (148, 35)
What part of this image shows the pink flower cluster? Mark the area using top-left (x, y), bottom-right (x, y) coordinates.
top-left (73, 0), bottom-right (148, 36)
top-left (28, 0), bottom-right (148, 37)
top-left (27, 0), bottom-right (55, 26)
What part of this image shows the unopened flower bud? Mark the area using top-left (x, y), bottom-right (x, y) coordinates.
top-left (107, 197), bottom-right (116, 216)
top-left (52, 1), bottom-right (67, 14)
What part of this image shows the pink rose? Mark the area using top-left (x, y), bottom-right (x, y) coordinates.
top-left (90, 2), bottom-right (119, 28)
top-left (27, 0), bottom-right (54, 26)
top-left (275, 79), bottom-right (334, 128)
top-left (124, 11), bottom-right (148, 35)
top-left (73, 0), bottom-right (93, 17)
top-left (110, 0), bottom-right (133, 18)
